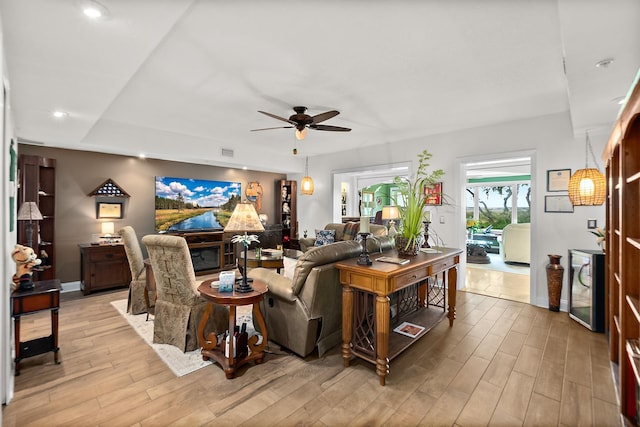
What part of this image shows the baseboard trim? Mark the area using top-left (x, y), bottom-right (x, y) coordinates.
top-left (61, 281), bottom-right (81, 293)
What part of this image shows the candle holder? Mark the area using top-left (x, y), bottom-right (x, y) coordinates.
top-left (357, 232), bottom-right (372, 265)
top-left (422, 221), bottom-right (431, 248)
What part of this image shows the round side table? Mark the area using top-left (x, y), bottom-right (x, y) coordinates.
top-left (197, 279), bottom-right (268, 379)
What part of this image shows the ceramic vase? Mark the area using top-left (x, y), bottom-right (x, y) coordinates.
top-left (546, 254), bottom-right (564, 312)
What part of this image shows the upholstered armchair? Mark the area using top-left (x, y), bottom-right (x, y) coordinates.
top-left (141, 234), bottom-right (228, 352)
top-left (120, 226), bottom-right (149, 315)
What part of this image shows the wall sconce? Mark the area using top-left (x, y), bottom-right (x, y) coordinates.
top-left (568, 131), bottom-right (606, 206)
top-left (301, 156), bottom-right (314, 195)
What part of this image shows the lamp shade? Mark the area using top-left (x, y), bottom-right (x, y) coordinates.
top-left (17, 202), bottom-right (43, 221)
top-left (224, 202), bottom-right (265, 233)
top-left (381, 206), bottom-right (400, 220)
top-left (301, 176), bottom-right (314, 195)
top-left (568, 168), bottom-right (606, 206)
top-left (101, 222), bottom-right (115, 235)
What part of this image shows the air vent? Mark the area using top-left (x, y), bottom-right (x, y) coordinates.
top-left (221, 148), bottom-right (234, 157)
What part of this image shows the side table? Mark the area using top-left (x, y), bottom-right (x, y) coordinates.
top-left (11, 279), bottom-right (62, 375)
top-left (197, 279), bottom-right (268, 379)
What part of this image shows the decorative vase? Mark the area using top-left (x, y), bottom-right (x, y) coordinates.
top-left (546, 254), bottom-right (564, 312)
top-left (395, 235), bottom-right (421, 256)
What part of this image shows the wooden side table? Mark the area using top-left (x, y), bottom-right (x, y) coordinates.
top-left (197, 279), bottom-right (268, 379)
top-left (11, 279), bottom-right (62, 375)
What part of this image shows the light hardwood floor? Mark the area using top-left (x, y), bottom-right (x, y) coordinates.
top-left (3, 287), bottom-right (621, 426)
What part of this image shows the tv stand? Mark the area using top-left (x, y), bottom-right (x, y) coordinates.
top-left (169, 231), bottom-right (236, 275)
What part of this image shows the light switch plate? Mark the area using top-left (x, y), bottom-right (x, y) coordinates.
top-left (587, 219), bottom-right (597, 229)
top-left (439, 216), bottom-right (445, 224)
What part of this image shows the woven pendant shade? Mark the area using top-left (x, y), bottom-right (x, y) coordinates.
top-left (300, 156), bottom-right (314, 195)
top-left (568, 167), bottom-right (605, 206)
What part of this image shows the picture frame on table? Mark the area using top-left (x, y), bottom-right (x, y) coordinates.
top-left (424, 182), bottom-right (443, 206)
top-left (96, 201), bottom-right (123, 219)
top-left (544, 195), bottom-right (574, 213)
top-left (547, 169), bottom-right (571, 192)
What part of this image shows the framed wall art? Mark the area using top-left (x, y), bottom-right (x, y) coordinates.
top-left (424, 182), bottom-right (443, 206)
top-left (544, 195), bottom-right (574, 213)
top-left (547, 169), bottom-right (571, 192)
top-left (96, 202), bottom-right (123, 219)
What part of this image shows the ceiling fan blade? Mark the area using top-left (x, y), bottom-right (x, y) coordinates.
top-left (311, 110), bottom-right (340, 124)
top-left (250, 126), bottom-right (294, 131)
top-left (310, 124), bottom-right (351, 132)
top-left (258, 110), bottom-right (296, 125)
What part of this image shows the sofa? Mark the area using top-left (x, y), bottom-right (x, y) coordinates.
top-left (248, 235), bottom-right (393, 357)
top-left (500, 223), bottom-right (530, 264)
top-left (299, 222), bottom-right (388, 252)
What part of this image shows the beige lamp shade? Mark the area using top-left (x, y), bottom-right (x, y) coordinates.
top-left (101, 221), bottom-right (115, 235)
top-left (17, 202), bottom-right (43, 221)
top-left (568, 168), bottom-right (606, 206)
top-left (224, 202), bottom-right (265, 233)
top-left (381, 206), bottom-right (400, 220)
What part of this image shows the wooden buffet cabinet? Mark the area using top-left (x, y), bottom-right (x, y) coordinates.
top-left (79, 244), bottom-right (131, 295)
top-left (604, 74), bottom-right (640, 423)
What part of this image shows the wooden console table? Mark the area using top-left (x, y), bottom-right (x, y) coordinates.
top-left (11, 279), bottom-right (62, 375)
top-left (197, 279), bottom-right (268, 379)
top-left (335, 248), bottom-right (462, 385)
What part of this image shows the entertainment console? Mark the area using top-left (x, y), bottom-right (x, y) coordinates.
top-left (170, 231), bottom-right (236, 275)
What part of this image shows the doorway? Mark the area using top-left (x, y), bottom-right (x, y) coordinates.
top-left (460, 154), bottom-right (532, 304)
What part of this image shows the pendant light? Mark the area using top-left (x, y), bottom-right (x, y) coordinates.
top-left (301, 156), bottom-right (314, 195)
top-left (568, 131), bottom-right (606, 206)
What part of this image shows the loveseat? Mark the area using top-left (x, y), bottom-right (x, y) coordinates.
top-left (299, 222), bottom-right (388, 252)
top-left (501, 223), bottom-right (530, 264)
top-left (248, 235), bottom-right (393, 357)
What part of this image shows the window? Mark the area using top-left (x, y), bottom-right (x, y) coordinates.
top-left (465, 182), bottom-right (530, 230)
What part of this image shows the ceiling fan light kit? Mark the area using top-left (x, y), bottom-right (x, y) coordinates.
top-left (251, 106), bottom-right (351, 140)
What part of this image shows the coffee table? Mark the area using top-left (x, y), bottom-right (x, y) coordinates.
top-left (239, 248), bottom-right (302, 273)
top-left (197, 279), bottom-right (268, 379)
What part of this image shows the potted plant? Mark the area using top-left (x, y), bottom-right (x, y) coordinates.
top-left (393, 149), bottom-right (444, 255)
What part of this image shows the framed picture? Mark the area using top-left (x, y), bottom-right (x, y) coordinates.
top-left (544, 195), bottom-right (574, 213)
top-left (424, 182), bottom-right (443, 206)
top-left (96, 202), bottom-right (123, 219)
top-left (547, 169), bottom-right (571, 192)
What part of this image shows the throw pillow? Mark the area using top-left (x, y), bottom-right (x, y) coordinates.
top-left (314, 229), bottom-right (336, 247)
top-left (342, 222), bottom-right (360, 241)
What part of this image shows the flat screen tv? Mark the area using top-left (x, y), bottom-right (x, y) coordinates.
top-left (155, 176), bottom-right (241, 233)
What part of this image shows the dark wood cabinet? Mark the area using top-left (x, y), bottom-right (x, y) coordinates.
top-left (18, 155), bottom-right (56, 281)
top-left (277, 180), bottom-right (297, 244)
top-left (79, 244), bottom-right (131, 295)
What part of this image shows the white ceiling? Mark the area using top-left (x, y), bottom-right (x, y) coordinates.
top-left (1, 0), bottom-right (638, 174)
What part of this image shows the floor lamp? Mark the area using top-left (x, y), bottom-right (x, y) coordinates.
top-left (224, 201), bottom-right (265, 293)
top-left (17, 201), bottom-right (43, 249)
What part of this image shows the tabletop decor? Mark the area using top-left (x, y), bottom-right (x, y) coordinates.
top-left (393, 149), bottom-right (444, 255)
top-left (225, 201), bottom-right (265, 293)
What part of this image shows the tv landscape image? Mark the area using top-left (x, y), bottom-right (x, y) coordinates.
top-left (155, 176), bottom-right (242, 232)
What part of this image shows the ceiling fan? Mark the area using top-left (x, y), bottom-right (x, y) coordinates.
top-left (251, 106), bottom-right (351, 141)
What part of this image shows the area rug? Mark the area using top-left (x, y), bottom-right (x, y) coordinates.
top-left (110, 299), bottom-right (254, 377)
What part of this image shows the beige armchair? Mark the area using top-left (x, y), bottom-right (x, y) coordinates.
top-left (120, 226), bottom-right (149, 315)
top-left (141, 234), bottom-right (228, 352)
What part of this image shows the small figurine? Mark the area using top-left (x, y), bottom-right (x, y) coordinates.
top-left (11, 244), bottom-right (42, 292)
top-left (40, 249), bottom-right (50, 266)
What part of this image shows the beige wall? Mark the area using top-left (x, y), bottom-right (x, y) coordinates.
top-left (19, 144), bottom-right (285, 283)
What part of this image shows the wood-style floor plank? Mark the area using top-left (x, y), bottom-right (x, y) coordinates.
top-left (2, 284), bottom-right (622, 426)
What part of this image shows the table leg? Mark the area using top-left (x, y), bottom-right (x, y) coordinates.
top-left (375, 295), bottom-right (390, 386)
top-left (250, 302), bottom-right (268, 360)
top-left (447, 266), bottom-right (458, 326)
top-left (52, 308), bottom-right (60, 364)
top-left (197, 303), bottom-right (218, 353)
top-left (342, 286), bottom-right (353, 368)
top-left (14, 315), bottom-right (21, 375)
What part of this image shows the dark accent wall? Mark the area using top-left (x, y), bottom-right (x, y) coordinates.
top-left (18, 144), bottom-right (286, 283)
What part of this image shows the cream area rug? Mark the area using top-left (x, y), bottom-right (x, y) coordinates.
top-left (110, 299), bottom-right (254, 377)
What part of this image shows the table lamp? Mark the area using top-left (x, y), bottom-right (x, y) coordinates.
top-left (224, 201), bottom-right (265, 293)
top-left (381, 206), bottom-right (400, 237)
top-left (17, 201), bottom-right (43, 249)
top-left (101, 221), bottom-right (115, 244)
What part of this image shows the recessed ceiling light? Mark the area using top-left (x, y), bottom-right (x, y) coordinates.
top-left (52, 111), bottom-right (69, 118)
top-left (595, 58), bottom-right (615, 68)
top-left (138, 153), bottom-right (146, 159)
top-left (79, 0), bottom-right (110, 20)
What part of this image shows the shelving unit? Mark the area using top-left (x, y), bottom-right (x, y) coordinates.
top-left (604, 74), bottom-right (640, 424)
top-left (276, 180), bottom-right (297, 245)
top-left (18, 155), bottom-right (56, 281)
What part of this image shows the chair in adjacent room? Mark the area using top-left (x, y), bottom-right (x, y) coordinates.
top-left (120, 226), bottom-right (149, 315)
top-left (141, 234), bottom-right (228, 352)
